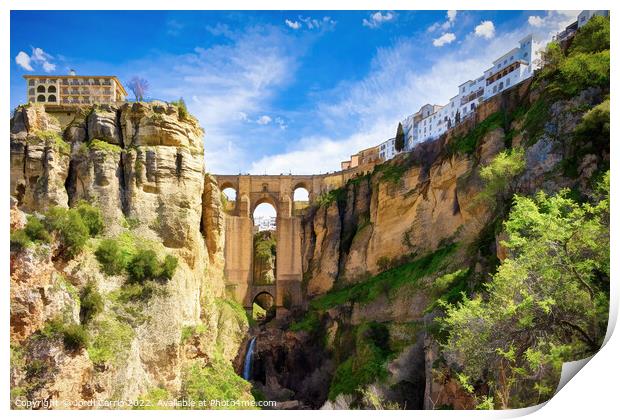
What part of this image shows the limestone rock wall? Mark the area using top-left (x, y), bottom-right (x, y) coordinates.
top-left (9, 102), bottom-right (246, 408)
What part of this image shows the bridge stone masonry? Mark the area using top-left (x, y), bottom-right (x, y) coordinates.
top-left (212, 174), bottom-right (322, 316)
top-left (211, 161), bottom-right (378, 316)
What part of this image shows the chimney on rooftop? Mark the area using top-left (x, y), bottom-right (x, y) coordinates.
top-left (69, 69), bottom-right (76, 76)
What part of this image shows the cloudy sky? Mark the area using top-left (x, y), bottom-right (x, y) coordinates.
top-left (10, 10), bottom-right (578, 175)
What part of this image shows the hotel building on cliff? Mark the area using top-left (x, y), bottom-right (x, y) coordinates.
top-left (23, 72), bottom-right (128, 106)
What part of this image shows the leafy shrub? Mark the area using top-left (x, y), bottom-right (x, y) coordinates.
top-left (62, 324), bottom-right (89, 352)
top-left (172, 98), bottom-right (189, 120)
top-left (569, 15), bottom-right (610, 55)
top-left (10, 229), bottom-right (32, 250)
top-left (88, 316), bottom-right (134, 365)
top-left (328, 322), bottom-right (392, 401)
top-left (75, 201), bottom-right (104, 236)
top-left (127, 249), bottom-right (160, 283)
top-left (441, 175), bottom-right (609, 408)
top-left (42, 318), bottom-right (89, 352)
top-left (10, 215), bottom-right (51, 251)
top-left (95, 239), bottom-right (128, 275)
top-left (80, 282), bottom-right (104, 324)
top-left (24, 216), bottom-right (52, 242)
top-left (476, 147), bottom-right (526, 206)
top-left (180, 354), bottom-right (254, 409)
top-left (44, 207), bottom-right (90, 259)
top-left (574, 99), bottom-right (609, 146)
top-left (159, 255), bottom-right (178, 280)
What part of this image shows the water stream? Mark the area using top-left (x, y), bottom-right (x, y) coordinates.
top-left (242, 337), bottom-right (257, 380)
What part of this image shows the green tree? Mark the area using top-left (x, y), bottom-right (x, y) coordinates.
top-left (476, 147), bottom-right (526, 209)
top-left (394, 122), bottom-right (405, 152)
top-left (569, 15), bottom-right (610, 55)
top-left (441, 173), bottom-right (609, 408)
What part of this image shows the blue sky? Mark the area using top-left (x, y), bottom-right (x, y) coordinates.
top-left (10, 10), bottom-right (579, 175)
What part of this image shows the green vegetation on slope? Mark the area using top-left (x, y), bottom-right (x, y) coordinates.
top-left (180, 351), bottom-right (256, 409)
top-left (328, 322), bottom-right (393, 401)
top-left (440, 172), bottom-right (609, 409)
top-left (95, 232), bottom-right (178, 284)
top-left (310, 244), bottom-right (457, 311)
top-left (10, 201), bottom-right (103, 259)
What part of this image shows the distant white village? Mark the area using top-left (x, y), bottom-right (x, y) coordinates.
top-left (341, 10), bottom-right (609, 170)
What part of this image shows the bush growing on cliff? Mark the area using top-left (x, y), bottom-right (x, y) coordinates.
top-left (476, 147), bottom-right (526, 208)
top-left (41, 318), bottom-right (89, 352)
top-left (440, 173), bottom-right (609, 408)
top-left (95, 239), bottom-right (129, 275)
top-left (96, 233), bottom-right (178, 282)
top-left (159, 255), bottom-right (179, 280)
top-left (80, 282), bottom-right (104, 324)
top-left (44, 207), bottom-right (91, 259)
top-left (328, 322), bottom-right (392, 401)
top-left (10, 215), bottom-right (51, 250)
top-left (172, 98), bottom-right (189, 120)
top-left (536, 16), bottom-right (609, 98)
top-left (75, 201), bottom-right (104, 236)
top-left (127, 249), bottom-right (160, 282)
top-left (87, 316), bottom-right (135, 365)
top-left (180, 354), bottom-right (255, 409)
top-left (12, 204), bottom-right (104, 259)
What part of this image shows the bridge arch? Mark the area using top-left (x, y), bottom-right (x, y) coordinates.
top-left (251, 194), bottom-right (279, 219)
top-left (251, 291), bottom-right (276, 322)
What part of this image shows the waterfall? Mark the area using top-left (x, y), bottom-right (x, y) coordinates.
top-left (242, 337), bottom-right (257, 380)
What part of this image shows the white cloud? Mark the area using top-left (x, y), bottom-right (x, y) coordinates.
top-left (15, 47), bottom-right (56, 72)
top-left (362, 11), bottom-right (395, 29)
top-left (206, 23), bottom-right (234, 38)
top-left (166, 19), bottom-right (184, 36)
top-left (428, 10), bottom-right (458, 32)
top-left (447, 10), bottom-right (457, 23)
top-left (433, 33), bottom-right (456, 47)
top-left (528, 15), bottom-right (544, 27)
top-left (285, 19), bottom-right (301, 30)
top-left (15, 51), bottom-right (33, 71)
top-left (125, 24), bottom-right (304, 174)
top-left (298, 16), bottom-right (337, 31)
top-left (474, 21), bottom-right (496, 39)
top-left (42, 61), bottom-right (56, 72)
top-left (275, 117), bottom-right (287, 130)
top-left (257, 115), bottom-right (272, 125)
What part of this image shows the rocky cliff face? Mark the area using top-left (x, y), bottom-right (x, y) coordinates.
top-left (295, 80), bottom-right (609, 409)
top-left (10, 102), bottom-right (250, 408)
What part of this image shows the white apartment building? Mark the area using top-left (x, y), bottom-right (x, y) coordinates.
top-left (379, 137), bottom-right (397, 161)
top-left (399, 33), bottom-right (537, 149)
top-left (483, 34), bottom-right (535, 101)
top-left (359, 10), bottom-right (605, 166)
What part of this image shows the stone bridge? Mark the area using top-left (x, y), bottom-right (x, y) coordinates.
top-left (213, 174), bottom-right (324, 315)
top-left (212, 168), bottom-right (379, 315)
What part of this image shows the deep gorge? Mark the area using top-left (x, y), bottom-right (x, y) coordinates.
top-left (9, 15), bottom-right (610, 410)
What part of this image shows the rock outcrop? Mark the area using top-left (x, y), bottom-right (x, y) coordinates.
top-left (10, 102), bottom-right (248, 408)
